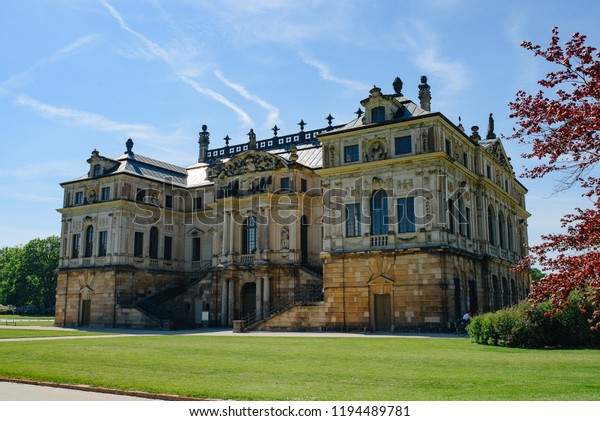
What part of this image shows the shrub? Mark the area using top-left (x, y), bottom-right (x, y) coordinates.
top-left (467, 293), bottom-right (600, 348)
top-left (0, 304), bottom-right (16, 315)
top-left (15, 304), bottom-right (42, 315)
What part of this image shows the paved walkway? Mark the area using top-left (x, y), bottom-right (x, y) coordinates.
top-left (0, 325), bottom-right (463, 341)
top-left (0, 381), bottom-right (153, 401)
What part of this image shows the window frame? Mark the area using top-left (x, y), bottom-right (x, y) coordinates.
top-left (98, 230), bottom-right (108, 257)
top-left (192, 237), bottom-right (201, 261)
top-left (74, 191), bottom-right (84, 205)
top-left (134, 232), bottom-right (144, 258)
top-left (84, 226), bottom-right (94, 258)
top-left (397, 197), bottom-right (416, 233)
top-left (164, 236), bottom-right (173, 261)
top-left (344, 145), bottom-right (359, 163)
top-left (394, 136), bottom-right (412, 155)
top-left (371, 106), bottom-right (385, 123)
top-left (101, 187), bottom-right (111, 201)
top-left (149, 226), bottom-right (159, 259)
top-left (242, 216), bottom-right (257, 254)
top-left (370, 190), bottom-right (389, 236)
top-left (345, 203), bottom-right (361, 237)
top-left (71, 234), bottom-right (81, 258)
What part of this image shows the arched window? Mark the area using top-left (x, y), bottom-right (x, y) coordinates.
top-left (487, 205), bottom-right (496, 246)
top-left (149, 226), bottom-right (159, 259)
top-left (498, 211), bottom-right (506, 249)
top-left (242, 217), bottom-right (257, 254)
top-left (371, 190), bottom-right (389, 236)
top-left (84, 226), bottom-right (94, 258)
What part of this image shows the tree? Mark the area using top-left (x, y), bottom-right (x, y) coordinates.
top-left (508, 27), bottom-right (600, 329)
top-left (0, 236), bottom-right (59, 309)
top-left (530, 267), bottom-right (546, 282)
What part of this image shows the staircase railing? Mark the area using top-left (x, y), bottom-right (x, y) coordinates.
top-left (301, 263), bottom-right (323, 279)
top-left (134, 263), bottom-right (212, 329)
top-left (242, 284), bottom-right (323, 330)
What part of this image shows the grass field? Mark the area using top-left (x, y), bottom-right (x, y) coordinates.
top-left (1, 335), bottom-right (598, 400)
top-left (1, 315), bottom-right (55, 327)
top-left (0, 329), bottom-right (114, 339)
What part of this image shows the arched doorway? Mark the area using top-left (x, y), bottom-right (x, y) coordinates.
top-left (240, 282), bottom-right (256, 319)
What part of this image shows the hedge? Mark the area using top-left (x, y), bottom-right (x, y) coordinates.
top-left (467, 292), bottom-right (600, 348)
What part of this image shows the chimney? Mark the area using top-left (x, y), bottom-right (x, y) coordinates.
top-left (198, 125), bottom-right (210, 163)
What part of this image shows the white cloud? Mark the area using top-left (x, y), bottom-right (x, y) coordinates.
top-left (400, 20), bottom-right (470, 94)
top-left (16, 94), bottom-right (156, 138)
top-left (101, 0), bottom-right (253, 128)
top-left (215, 70), bottom-right (280, 127)
top-left (0, 160), bottom-right (81, 181)
top-left (300, 53), bottom-right (370, 92)
top-left (0, 34), bottom-right (100, 95)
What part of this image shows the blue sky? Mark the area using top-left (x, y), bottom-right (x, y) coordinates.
top-left (1, 0), bottom-right (599, 248)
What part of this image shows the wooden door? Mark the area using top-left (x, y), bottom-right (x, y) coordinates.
top-left (374, 294), bottom-right (391, 331)
top-left (80, 299), bottom-right (91, 326)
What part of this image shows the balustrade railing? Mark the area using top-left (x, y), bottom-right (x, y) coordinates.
top-left (370, 235), bottom-right (388, 247)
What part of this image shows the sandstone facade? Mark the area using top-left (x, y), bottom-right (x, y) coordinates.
top-left (55, 77), bottom-right (530, 332)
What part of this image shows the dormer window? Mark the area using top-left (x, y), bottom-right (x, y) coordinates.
top-left (371, 106), bottom-right (385, 123)
top-left (93, 164), bottom-right (101, 177)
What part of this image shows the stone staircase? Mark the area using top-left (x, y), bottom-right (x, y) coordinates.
top-left (242, 285), bottom-right (324, 331)
top-left (134, 263), bottom-right (211, 330)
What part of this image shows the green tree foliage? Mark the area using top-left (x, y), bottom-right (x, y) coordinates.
top-left (531, 267), bottom-right (546, 281)
top-left (0, 236), bottom-right (59, 309)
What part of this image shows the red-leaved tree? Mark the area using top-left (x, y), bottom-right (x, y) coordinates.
top-left (509, 27), bottom-right (600, 329)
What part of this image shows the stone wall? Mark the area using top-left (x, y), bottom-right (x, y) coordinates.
top-left (55, 266), bottom-right (185, 329)
top-left (320, 248), bottom-right (520, 332)
top-left (258, 303), bottom-right (326, 331)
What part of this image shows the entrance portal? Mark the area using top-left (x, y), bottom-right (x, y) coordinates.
top-left (80, 299), bottom-right (91, 326)
top-left (374, 294), bottom-right (391, 331)
top-left (240, 282), bottom-right (256, 319)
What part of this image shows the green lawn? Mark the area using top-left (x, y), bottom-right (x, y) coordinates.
top-left (1, 315), bottom-right (55, 327)
top-left (0, 329), bottom-right (113, 339)
top-left (0, 335), bottom-right (598, 400)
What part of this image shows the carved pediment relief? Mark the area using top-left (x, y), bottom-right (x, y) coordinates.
top-left (216, 151), bottom-right (285, 179)
top-left (487, 141), bottom-right (512, 172)
top-left (80, 285), bottom-right (94, 299)
top-left (368, 274), bottom-right (395, 286)
top-left (188, 227), bottom-right (204, 237)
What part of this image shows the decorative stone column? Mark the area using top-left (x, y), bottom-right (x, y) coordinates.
top-left (262, 276), bottom-right (270, 318)
top-left (221, 278), bottom-right (228, 327)
top-left (228, 279), bottom-right (234, 326)
top-left (256, 278), bottom-right (263, 319)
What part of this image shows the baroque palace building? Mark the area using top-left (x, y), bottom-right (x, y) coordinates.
top-left (55, 76), bottom-right (530, 332)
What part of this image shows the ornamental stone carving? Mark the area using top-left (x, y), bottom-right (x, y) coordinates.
top-left (365, 139), bottom-right (388, 161)
top-left (216, 152), bottom-right (285, 178)
top-left (281, 226), bottom-right (290, 250)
